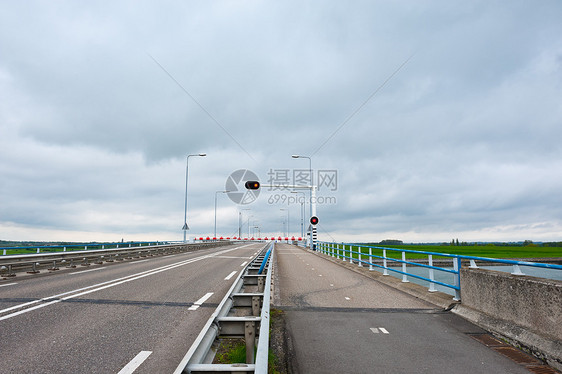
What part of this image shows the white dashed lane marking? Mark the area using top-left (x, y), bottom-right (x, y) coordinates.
top-left (188, 292), bottom-right (214, 311)
top-left (224, 271), bottom-right (237, 280)
top-left (70, 267), bottom-right (106, 275)
top-left (370, 327), bottom-right (390, 334)
top-left (118, 350), bottom-right (152, 374)
top-left (130, 259), bottom-right (149, 264)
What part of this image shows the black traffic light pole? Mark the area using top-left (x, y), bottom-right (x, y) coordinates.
top-left (246, 181), bottom-right (318, 250)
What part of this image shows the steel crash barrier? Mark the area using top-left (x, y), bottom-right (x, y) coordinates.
top-left (316, 241), bottom-right (562, 301)
top-left (174, 242), bottom-right (274, 374)
top-left (0, 241), bottom-right (232, 277)
top-left (0, 241), bottom-right (165, 256)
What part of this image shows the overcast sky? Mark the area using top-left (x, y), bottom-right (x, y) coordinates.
top-left (1, 1), bottom-right (562, 244)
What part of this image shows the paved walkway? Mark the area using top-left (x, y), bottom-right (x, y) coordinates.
top-left (274, 244), bottom-right (533, 374)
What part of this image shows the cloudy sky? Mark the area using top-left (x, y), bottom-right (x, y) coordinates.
top-left (1, 1), bottom-right (562, 244)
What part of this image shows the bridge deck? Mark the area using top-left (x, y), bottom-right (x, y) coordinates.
top-left (275, 243), bottom-right (533, 374)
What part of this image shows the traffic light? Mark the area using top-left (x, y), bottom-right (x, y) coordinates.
top-left (310, 216), bottom-right (319, 225)
top-left (245, 181), bottom-right (260, 189)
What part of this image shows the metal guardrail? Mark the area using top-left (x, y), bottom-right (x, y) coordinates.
top-left (1, 241), bottom-right (166, 256)
top-left (174, 242), bottom-right (274, 374)
top-left (317, 241), bottom-right (562, 301)
top-left (0, 242), bottom-right (232, 277)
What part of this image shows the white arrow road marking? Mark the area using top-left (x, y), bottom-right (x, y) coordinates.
top-left (118, 351), bottom-right (152, 374)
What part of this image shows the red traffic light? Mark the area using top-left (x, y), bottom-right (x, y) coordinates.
top-left (310, 216), bottom-right (319, 225)
top-left (244, 181), bottom-right (260, 190)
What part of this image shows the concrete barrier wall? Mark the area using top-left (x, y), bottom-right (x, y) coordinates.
top-left (460, 268), bottom-right (562, 341)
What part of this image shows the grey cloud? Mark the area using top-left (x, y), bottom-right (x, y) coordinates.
top-left (2, 1), bottom-right (562, 242)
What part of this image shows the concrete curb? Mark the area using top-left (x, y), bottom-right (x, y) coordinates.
top-left (451, 304), bottom-right (562, 372)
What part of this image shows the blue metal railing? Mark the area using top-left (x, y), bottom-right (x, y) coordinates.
top-left (258, 243), bottom-right (273, 275)
top-left (1, 241), bottom-right (167, 256)
top-left (316, 241), bottom-right (562, 301)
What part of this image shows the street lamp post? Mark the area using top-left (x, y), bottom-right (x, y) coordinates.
top-left (214, 190), bottom-right (231, 239)
top-left (183, 153), bottom-right (206, 242)
top-left (280, 208), bottom-right (289, 237)
top-left (292, 154), bottom-right (312, 247)
top-left (291, 191), bottom-right (305, 238)
top-left (241, 208), bottom-right (251, 238)
top-left (247, 215), bottom-right (253, 238)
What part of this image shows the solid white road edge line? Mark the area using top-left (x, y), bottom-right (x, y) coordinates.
top-left (117, 351), bottom-right (152, 374)
top-left (0, 283), bottom-right (17, 287)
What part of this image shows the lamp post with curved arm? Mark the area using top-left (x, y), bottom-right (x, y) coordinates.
top-left (183, 153), bottom-right (206, 242)
top-left (214, 190), bottom-right (231, 239)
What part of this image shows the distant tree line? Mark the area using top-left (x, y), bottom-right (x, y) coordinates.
top-left (379, 239), bottom-right (403, 245)
top-left (442, 239), bottom-right (562, 247)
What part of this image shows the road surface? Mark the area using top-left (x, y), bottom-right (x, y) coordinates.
top-left (0, 242), bottom-right (265, 374)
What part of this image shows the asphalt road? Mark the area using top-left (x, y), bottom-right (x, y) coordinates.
top-left (276, 244), bottom-right (532, 374)
top-left (0, 242), bottom-right (266, 374)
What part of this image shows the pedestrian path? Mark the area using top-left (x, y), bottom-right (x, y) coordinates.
top-left (274, 244), bottom-right (532, 374)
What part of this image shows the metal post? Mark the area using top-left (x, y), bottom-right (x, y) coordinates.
top-left (511, 264), bottom-right (525, 275)
top-left (183, 156), bottom-right (189, 243)
top-left (245, 321), bottom-right (256, 364)
top-left (183, 153), bottom-right (206, 242)
top-left (311, 185), bottom-right (317, 249)
top-left (214, 191), bottom-right (219, 239)
top-left (428, 255), bottom-right (436, 292)
top-left (383, 249), bottom-right (389, 275)
top-left (369, 247), bottom-right (373, 270)
top-left (401, 252), bottom-right (409, 282)
top-left (301, 198), bottom-right (304, 238)
top-left (238, 211), bottom-right (242, 238)
top-left (358, 246), bottom-right (363, 267)
top-left (453, 257), bottom-right (461, 301)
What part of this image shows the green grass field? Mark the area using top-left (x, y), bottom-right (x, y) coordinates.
top-left (322, 244), bottom-right (562, 260)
